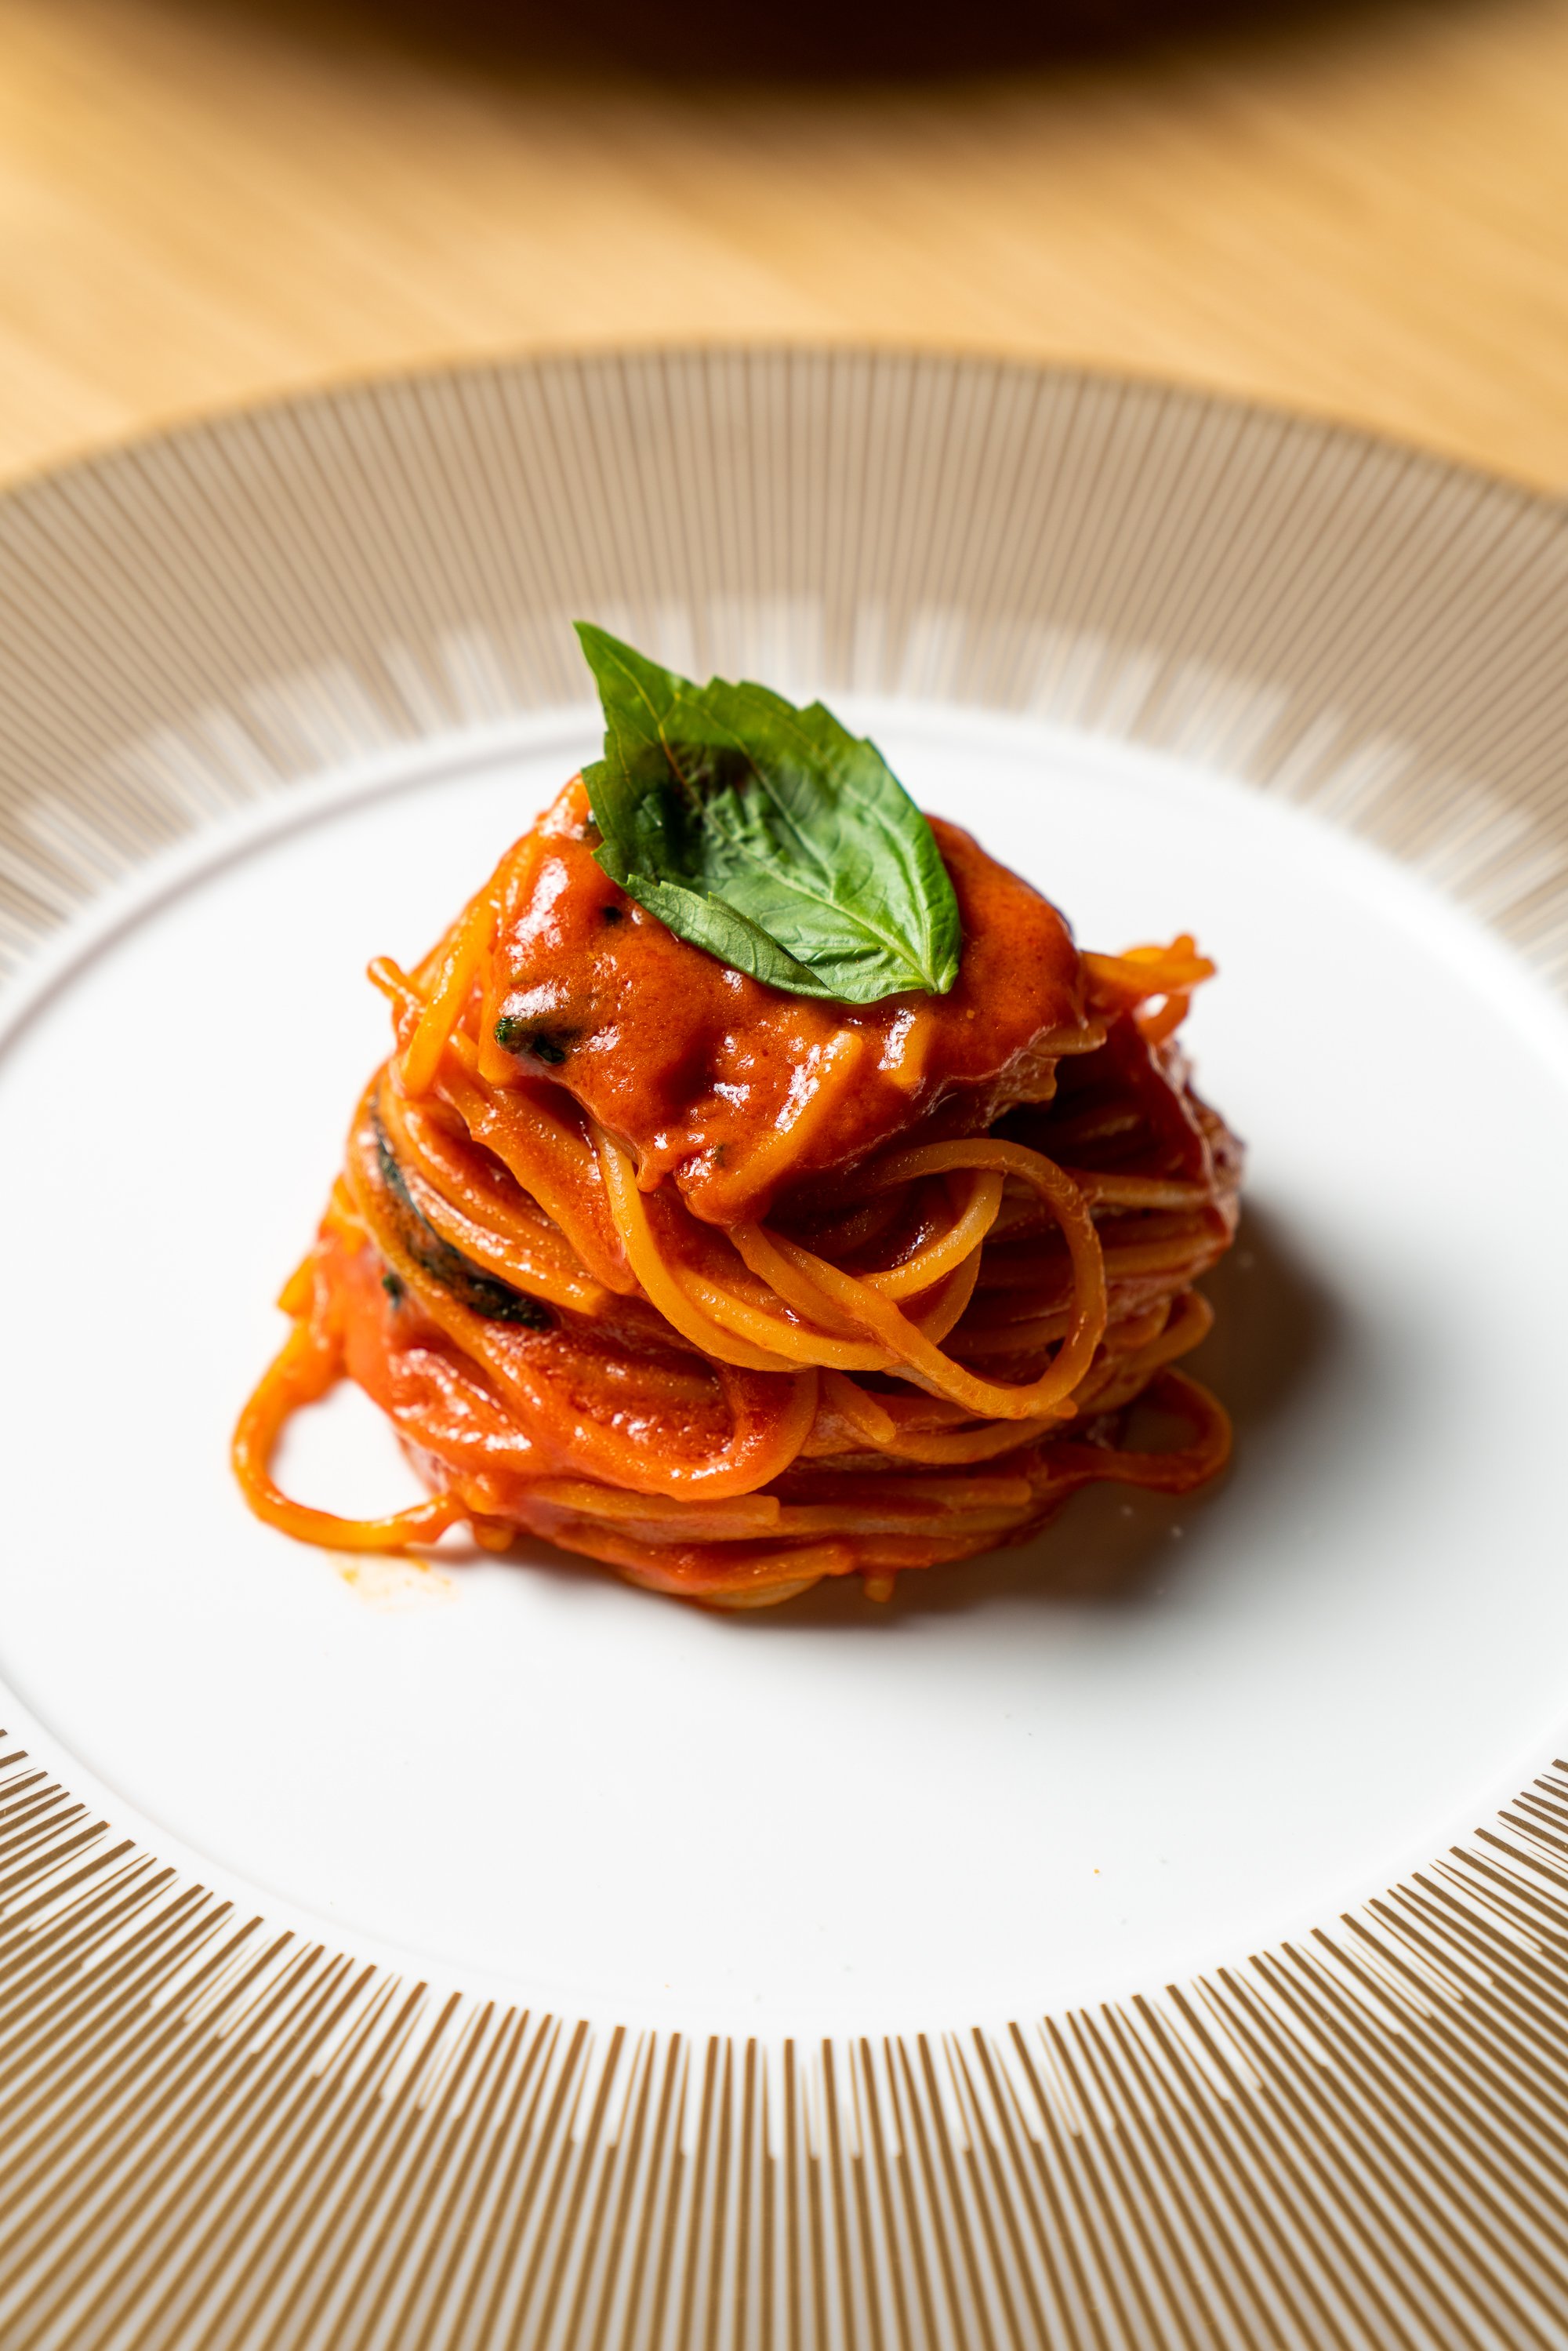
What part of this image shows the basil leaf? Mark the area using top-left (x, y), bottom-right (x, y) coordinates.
top-left (575, 623), bottom-right (961, 1005)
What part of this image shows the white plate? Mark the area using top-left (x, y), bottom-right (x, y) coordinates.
top-left (4, 354), bottom-right (1566, 2349)
top-left (5, 699), bottom-right (1567, 2048)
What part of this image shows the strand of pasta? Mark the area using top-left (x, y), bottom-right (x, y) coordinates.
top-left (821, 1367), bottom-right (1058, 1465)
top-left (351, 1118), bottom-right (822, 1497)
top-left (817, 1288), bottom-right (1212, 1466)
top-left (595, 1128), bottom-right (803, 1371)
top-left (953, 1312), bottom-right (1070, 1359)
top-left (397, 834), bottom-right (548, 1096)
top-left (474, 835), bottom-right (546, 1088)
top-left (1079, 1289), bottom-right (1214, 1408)
top-left (519, 1481), bottom-right (786, 1535)
top-left (437, 1352), bottom-right (1231, 1558)
top-left (667, 1259), bottom-right (987, 1382)
top-left (596, 1126), bottom-right (992, 1374)
top-left (534, 1518), bottom-right (855, 1607)
top-left (231, 1292), bottom-right (467, 1553)
top-left (376, 1085), bottom-right (610, 1314)
top-left (1083, 936), bottom-right (1213, 1049)
top-left (515, 1474), bottom-right (1034, 1542)
top-left (861, 1172), bottom-right (1004, 1297)
top-left (792, 1190), bottom-right (906, 1259)
top-left (509, 1433), bottom-right (1228, 1595)
top-left (399, 882), bottom-right (498, 1097)
top-left (699, 1030), bottom-right (866, 1212)
top-left (733, 1138), bottom-right (1107, 1422)
top-left (1082, 936), bottom-right (1214, 1005)
top-left (670, 1212), bottom-right (985, 1367)
top-left (370, 958), bottom-right (631, 1292)
top-left (440, 1059), bottom-right (631, 1295)
top-left (1030, 1368), bottom-right (1232, 1493)
top-left (670, 1264), bottom-right (896, 1370)
top-left (1100, 1230), bottom-right (1229, 1279)
top-left (1062, 1171), bottom-right (1214, 1210)
top-left (778, 1503), bottom-right (1029, 1539)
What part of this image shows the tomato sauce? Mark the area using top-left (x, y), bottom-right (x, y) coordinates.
top-left (488, 780), bottom-right (1101, 1223)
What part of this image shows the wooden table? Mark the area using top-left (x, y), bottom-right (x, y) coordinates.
top-left (2, 0), bottom-right (1566, 492)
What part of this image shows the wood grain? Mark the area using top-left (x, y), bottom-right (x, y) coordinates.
top-left (1, 0), bottom-right (1566, 489)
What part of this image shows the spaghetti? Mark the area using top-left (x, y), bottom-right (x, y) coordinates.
top-left (235, 777), bottom-right (1243, 1605)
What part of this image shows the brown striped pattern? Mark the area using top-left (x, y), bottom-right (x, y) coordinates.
top-left (2, 352), bottom-right (1567, 2343)
top-left (5, 1733), bottom-right (1568, 2346)
top-left (2, 354), bottom-right (1566, 990)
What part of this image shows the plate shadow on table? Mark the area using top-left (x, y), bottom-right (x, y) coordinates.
top-left (736, 1199), bottom-right (1342, 1630)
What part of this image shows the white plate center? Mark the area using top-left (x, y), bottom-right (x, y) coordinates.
top-left (4, 704), bottom-right (1568, 2035)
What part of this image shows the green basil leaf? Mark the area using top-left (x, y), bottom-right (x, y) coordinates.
top-left (575, 623), bottom-right (961, 1004)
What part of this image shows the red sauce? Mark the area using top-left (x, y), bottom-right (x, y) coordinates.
top-left (490, 779), bottom-right (1102, 1224)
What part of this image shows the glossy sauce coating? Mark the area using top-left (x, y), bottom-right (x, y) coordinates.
top-left (489, 780), bottom-right (1101, 1225)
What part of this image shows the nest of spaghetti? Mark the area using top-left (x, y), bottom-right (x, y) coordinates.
top-left (236, 779), bottom-right (1242, 1608)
